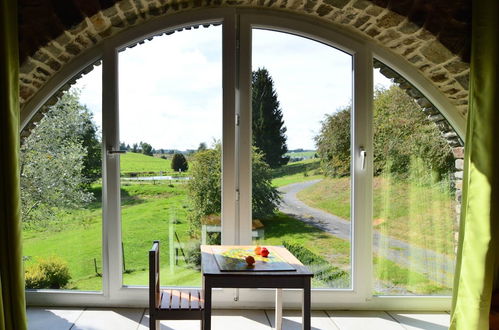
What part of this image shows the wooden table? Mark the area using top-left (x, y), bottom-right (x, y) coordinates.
top-left (201, 245), bottom-right (313, 330)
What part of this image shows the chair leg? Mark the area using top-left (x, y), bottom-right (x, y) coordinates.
top-left (149, 315), bottom-right (156, 330)
top-left (149, 315), bottom-right (161, 330)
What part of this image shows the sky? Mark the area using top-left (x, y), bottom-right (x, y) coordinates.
top-left (75, 26), bottom-right (392, 151)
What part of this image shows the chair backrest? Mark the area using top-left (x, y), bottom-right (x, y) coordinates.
top-left (149, 240), bottom-right (161, 311)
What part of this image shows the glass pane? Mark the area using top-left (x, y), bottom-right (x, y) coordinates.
top-left (22, 63), bottom-right (103, 291)
top-left (251, 29), bottom-right (352, 289)
top-left (372, 65), bottom-right (457, 295)
top-left (118, 25), bottom-right (222, 286)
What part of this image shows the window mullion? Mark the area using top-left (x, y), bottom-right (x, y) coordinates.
top-left (352, 47), bottom-right (374, 300)
top-left (221, 12), bottom-right (238, 245)
top-left (101, 42), bottom-right (122, 297)
top-left (237, 14), bottom-right (253, 245)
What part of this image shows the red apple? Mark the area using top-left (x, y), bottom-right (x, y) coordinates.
top-left (245, 256), bottom-right (255, 265)
top-left (260, 247), bottom-right (269, 257)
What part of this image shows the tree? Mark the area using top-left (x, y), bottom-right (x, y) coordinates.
top-left (187, 143), bottom-right (280, 235)
top-left (132, 143), bottom-right (138, 153)
top-left (252, 68), bottom-right (289, 168)
top-left (20, 90), bottom-right (98, 224)
top-left (314, 106), bottom-right (351, 177)
top-left (140, 141), bottom-right (153, 156)
top-left (171, 153), bottom-right (189, 172)
top-left (197, 142), bottom-right (207, 152)
top-left (315, 85), bottom-right (454, 178)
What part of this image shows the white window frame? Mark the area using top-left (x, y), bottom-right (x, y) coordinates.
top-left (21, 8), bottom-right (463, 310)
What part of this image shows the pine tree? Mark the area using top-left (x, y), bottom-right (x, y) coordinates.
top-left (252, 68), bottom-right (289, 168)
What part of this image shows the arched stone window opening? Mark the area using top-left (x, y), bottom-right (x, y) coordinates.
top-left (19, 8), bottom-right (467, 309)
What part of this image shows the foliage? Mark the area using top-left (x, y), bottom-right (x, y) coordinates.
top-left (372, 86), bottom-right (454, 178)
top-left (187, 143), bottom-right (280, 235)
top-left (184, 242), bottom-right (201, 270)
top-left (282, 241), bottom-right (348, 284)
top-left (140, 141), bottom-right (153, 156)
top-left (20, 90), bottom-right (98, 224)
top-left (25, 256), bottom-right (71, 289)
top-left (197, 142), bottom-right (207, 152)
top-left (315, 85), bottom-right (454, 178)
top-left (171, 153), bottom-right (189, 172)
top-left (314, 106), bottom-right (351, 177)
top-left (252, 68), bottom-right (290, 168)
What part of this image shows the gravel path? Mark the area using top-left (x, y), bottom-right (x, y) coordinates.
top-left (278, 179), bottom-right (456, 288)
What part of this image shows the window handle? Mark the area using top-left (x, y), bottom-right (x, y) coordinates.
top-left (360, 148), bottom-right (367, 170)
top-left (107, 147), bottom-right (126, 156)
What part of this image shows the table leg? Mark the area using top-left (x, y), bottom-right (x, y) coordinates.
top-left (275, 288), bottom-right (283, 330)
top-left (203, 277), bottom-right (212, 330)
top-left (302, 278), bottom-right (311, 330)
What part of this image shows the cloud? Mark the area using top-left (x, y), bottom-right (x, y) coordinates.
top-left (73, 25), bottom-right (392, 151)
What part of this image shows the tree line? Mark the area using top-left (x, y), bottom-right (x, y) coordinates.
top-left (315, 85), bottom-right (454, 180)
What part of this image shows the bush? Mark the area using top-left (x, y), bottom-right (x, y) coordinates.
top-left (185, 243), bottom-right (201, 270)
top-left (171, 153), bottom-right (188, 172)
top-left (187, 143), bottom-right (280, 236)
top-left (25, 256), bottom-right (71, 289)
top-left (282, 241), bottom-right (347, 284)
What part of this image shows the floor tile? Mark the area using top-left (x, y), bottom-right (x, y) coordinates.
top-left (326, 311), bottom-right (405, 330)
top-left (71, 308), bottom-right (144, 330)
top-left (211, 309), bottom-right (271, 330)
top-left (387, 312), bottom-right (450, 330)
top-left (27, 307), bottom-right (83, 330)
top-left (138, 311), bottom-right (203, 330)
top-left (266, 310), bottom-right (339, 330)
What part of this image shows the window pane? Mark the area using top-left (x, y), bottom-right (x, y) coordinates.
top-left (22, 63), bottom-right (103, 291)
top-left (118, 25), bottom-right (222, 286)
top-left (251, 29), bottom-right (352, 289)
top-left (372, 65), bottom-right (457, 295)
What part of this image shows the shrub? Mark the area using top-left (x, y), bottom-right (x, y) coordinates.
top-left (282, 241), bottom-right (347, 284)
top-left (25, 256), bottom-right (71, 289)
top-left (185, 243), bottom-right (201, 270)
top-left (171, 153), bottom-right (188, 172)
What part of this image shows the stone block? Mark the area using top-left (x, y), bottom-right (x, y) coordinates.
top-left (455, 159), bottom-right (464, 170)
top-left (322, 0), bottom-right (349, 9)
top-left (454, 171), bottom-right (463, 180)
top-left (421, 40), bottom-right (454, 64)
top-left (377, 11), bottom-right (404, 28)
top-left (452, 147), bottom-right (464, 159)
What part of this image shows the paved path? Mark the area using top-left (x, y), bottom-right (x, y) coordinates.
top-left (278, 180), bottom-right (456, 288)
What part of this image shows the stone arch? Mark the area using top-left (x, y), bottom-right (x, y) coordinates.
top-left (19, 0), bottom-right (469, 121)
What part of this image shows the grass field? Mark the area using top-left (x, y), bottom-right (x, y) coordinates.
top-left (272, 159), bottom-right (322, 187)
top-left (22, 153), bottom-right (453, 294)
top-left (120, 152), bottom-right (188, 176)
top-left (297, 176), bottom-right (457, 256)
top-left (286, 150), bottom-right (316, 159)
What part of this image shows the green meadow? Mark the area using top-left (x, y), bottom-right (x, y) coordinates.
top-left (23, 153), bottom-right (452, 294)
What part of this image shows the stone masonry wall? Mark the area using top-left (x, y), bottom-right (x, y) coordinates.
top-left (19, 0), bottom-right (469, 120)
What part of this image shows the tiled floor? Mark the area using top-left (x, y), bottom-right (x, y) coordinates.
top-left (27, 307), bottom-right (450, 330)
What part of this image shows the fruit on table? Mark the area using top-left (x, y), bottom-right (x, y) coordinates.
top-left (254, 246), bottom-right (262, 255)
top-left (245, 256), bottom-right (255, 265)
top-left (260, 247), bottom-right (269, 257)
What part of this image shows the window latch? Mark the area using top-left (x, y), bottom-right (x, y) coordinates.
top-left (360, 148), bottom-right (367, 171)
top-left (107, 147), bottom-right (126, 157)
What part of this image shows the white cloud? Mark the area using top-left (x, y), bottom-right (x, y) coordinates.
top-left (73, 25), bottom-right (392, 151)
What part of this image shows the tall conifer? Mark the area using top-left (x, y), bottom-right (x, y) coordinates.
top-left (252, 68), bottom-right (289, 168)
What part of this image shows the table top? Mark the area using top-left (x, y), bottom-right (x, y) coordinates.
top-left (201, 245), bottom-right (313, 277)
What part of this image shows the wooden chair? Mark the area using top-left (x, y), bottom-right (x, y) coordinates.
top-left (149, 240), bottom-right (204, 329)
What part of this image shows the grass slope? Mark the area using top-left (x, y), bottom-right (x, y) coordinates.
top-left (120, 152), bottom-right (177, 175)
top-left (272, 159), bottom-right (322, 187)
top-left (297, 176), bottom-right (456, 256)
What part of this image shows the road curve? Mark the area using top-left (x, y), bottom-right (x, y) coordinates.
top-left (278, 179), bottom-right (456, 288)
